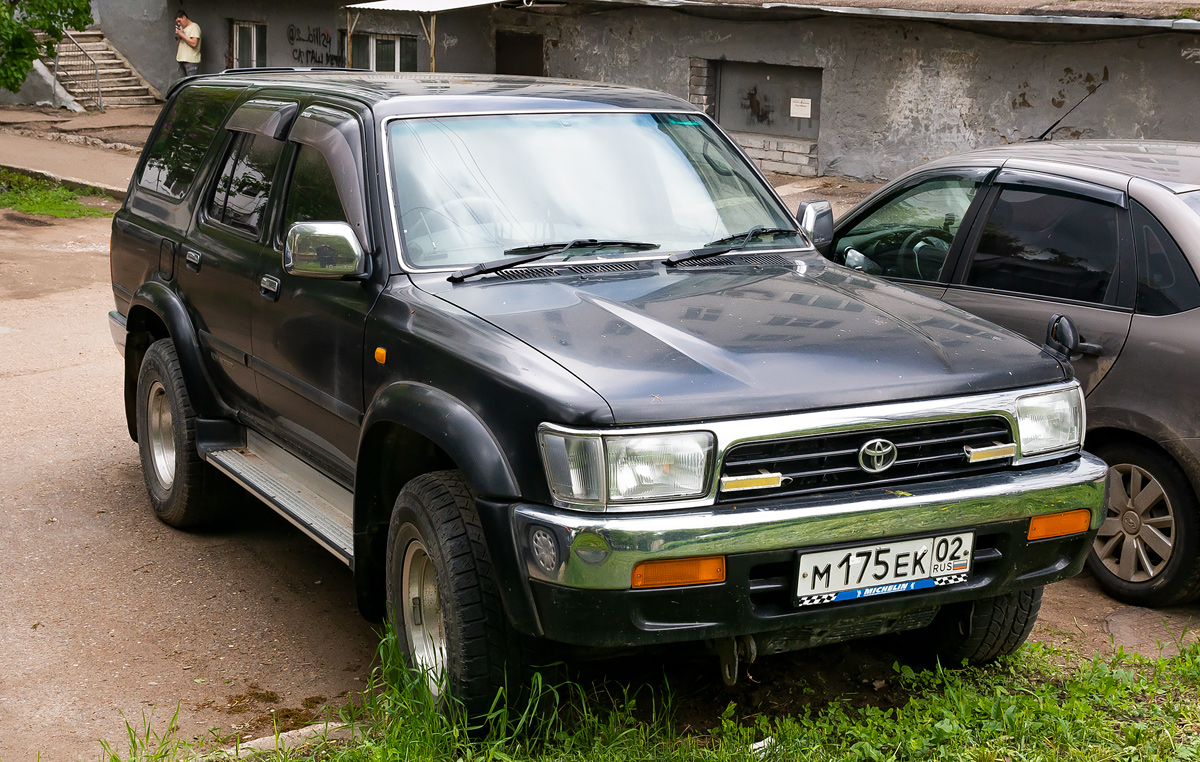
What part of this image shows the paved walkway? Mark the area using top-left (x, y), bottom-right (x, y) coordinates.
top-left (0, 131), bottom-right (137, 198)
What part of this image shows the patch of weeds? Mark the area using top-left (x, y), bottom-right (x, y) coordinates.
top-left (1180, 7), bottom-right (1200, 18)
top-left (0, 169), bottom-right (110, 218)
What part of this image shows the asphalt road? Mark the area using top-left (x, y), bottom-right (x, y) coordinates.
top-left (2, 204), bottom-right (1197, 760)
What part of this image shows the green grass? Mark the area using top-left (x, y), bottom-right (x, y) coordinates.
top-left (97, 633), bottom-right (1200, 762)
top-left (0, 169), bottom-right (111, 218)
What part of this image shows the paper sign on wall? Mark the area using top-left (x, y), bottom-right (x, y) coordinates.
top-left (790, 98), bottom-right (812, 119)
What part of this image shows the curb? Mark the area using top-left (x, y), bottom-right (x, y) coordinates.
top-left (197, 721), bottom-right (356, 760)
top-left (0, 163), bottom-right (126, 201)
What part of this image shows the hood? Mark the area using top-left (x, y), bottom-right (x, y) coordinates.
top-left (417, 256), bottom-right (1065, 424)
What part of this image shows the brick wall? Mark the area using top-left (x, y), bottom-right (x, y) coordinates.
top-left (729, 131), bottom-right (818, 177)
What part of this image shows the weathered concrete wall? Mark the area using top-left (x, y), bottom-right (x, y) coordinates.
top-left (0, 60), bottom-right (85, 112)
top-left (92, 0), bottom-right (493, 95)
top-left (498, 6), bottom-right (1200, 180)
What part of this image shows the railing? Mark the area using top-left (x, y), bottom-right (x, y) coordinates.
top-left (52, 31), bottom-right (104, 112)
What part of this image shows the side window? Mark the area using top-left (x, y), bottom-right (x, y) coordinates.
top-left (836, 178), bottom-right (980, 281)
top-left (139, 87), bottom-right (241, 199)
top-left (207, 132), bottom-right (285, 237)
top-left (965, 187), bottom-right (1120, 304)
top-left (282, 146), bottom-right (349, 233)
top-left (1131, 201), bottom-right (1200, 315)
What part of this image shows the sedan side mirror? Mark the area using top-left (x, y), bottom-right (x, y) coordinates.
top-left (284, 221), bottom-right (369, 279)
top-left (796, 200), bottom-right (834, 255)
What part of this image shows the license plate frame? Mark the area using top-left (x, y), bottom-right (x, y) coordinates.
top-left (795, 532), bottom-right (974, 607)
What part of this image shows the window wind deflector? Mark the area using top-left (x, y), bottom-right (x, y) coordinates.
top-left (448, 239), bottom-right (659, 283)
top-left (664, 226), bottom-right (798, 266)
top-left (225, 99), bottom-right (299, 140)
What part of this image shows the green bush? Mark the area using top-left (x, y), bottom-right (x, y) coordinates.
top-left (0, 169), bottom-right (110, 218)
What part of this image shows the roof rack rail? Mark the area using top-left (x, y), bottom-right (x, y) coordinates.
top-left (218, 66), bottom-right (358, 74)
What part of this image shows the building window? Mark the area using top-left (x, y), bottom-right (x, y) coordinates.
top-left (341, 32), bottom-right (418, 71)
top-left (232, 21), bottom-right (267, 68)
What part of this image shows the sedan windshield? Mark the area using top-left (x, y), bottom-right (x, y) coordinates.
top-left (387, 112), bottom-right (803, 269)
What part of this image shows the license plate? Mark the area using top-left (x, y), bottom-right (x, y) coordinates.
top-left (796, 532), bottom-right (974, 606)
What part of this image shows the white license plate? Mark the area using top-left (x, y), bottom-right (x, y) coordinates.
top-left (796, 532), bottom-right (974, 606)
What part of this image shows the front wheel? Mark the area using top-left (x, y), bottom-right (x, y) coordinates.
top-left (914, 587), bottom-right (1043, 666)
top-left (385, 470), bottom-right (519, 718)
top-left (1086, 442), bottom-right (1200, 607)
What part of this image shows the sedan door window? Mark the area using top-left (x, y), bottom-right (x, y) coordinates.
top-left (963, 187), bottom-right (1120, 305)
top-left (834, 177), bottom-right (981, 281)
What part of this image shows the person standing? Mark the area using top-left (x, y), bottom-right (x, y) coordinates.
top-left (175, 10), bottom-right (201, 79)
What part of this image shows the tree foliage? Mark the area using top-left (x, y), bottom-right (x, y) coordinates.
top-left (0, 0), bottom-right (94, 93)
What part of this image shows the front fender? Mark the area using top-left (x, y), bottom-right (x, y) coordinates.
top-left (357, 381), bottom-right (518, 497)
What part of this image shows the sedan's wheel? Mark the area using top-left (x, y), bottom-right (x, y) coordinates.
top-left (1086, 442), bottom-right (1200, 606)
top-left (135, 339), bottom-right (228, 528)
top-left (386, 470), bottom-right (521, 719)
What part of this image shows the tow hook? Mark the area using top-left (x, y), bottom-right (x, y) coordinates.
top-left (710, 635), bottom-right (757, 686)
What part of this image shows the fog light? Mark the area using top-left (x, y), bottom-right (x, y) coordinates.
top-left (1028, 509), bottom-right (1092, 540)
top-left (632, 556), bottom-right (725, 589)
top-left (572, 532), bottom-right (610, 565)
top-left (529, 527), bottom-right (559, 572)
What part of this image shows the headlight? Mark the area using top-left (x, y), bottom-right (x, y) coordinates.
top-left (539, 429), bottom-right (714, 509)
top-left (1015, 387), bottom-right (1083, 457)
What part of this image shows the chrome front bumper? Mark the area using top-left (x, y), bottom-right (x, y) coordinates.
top-left (513, 452), bottom-right (1108, 590)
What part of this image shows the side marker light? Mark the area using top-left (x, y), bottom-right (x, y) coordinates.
top-left (1028, 509), bottom-right (1092, 541)
top-left (374, 347), bottom-right (387, 364)
top-left (632, 556), bottom-right (725, 589)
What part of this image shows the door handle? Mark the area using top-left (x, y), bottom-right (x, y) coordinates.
top-left (184, 249), bottom-right (202, 272)
top-left (1075, 339), bottom-right (1104, 356)
top-left (259, 274), bottom-right (281, 301)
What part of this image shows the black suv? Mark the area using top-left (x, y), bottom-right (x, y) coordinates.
top-left (109, 71), bottom-right (1106, 713)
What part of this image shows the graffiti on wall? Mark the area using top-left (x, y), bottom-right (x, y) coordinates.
top-left (288, 24), bottom-right (344, 66)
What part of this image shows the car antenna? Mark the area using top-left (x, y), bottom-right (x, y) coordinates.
top-left (1034, 81), bottom-right (1105, 141)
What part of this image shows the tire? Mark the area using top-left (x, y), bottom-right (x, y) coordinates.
top-left (134, 338), bottom-right (227, 528)
top-left (915, 587), bottom-right (1043, 666)
top-left (1085, 442), bottom-right (1200, 607)
top-left (385, 470), bottom-right (521, 720)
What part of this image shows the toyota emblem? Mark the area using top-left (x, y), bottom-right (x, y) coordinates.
top-left (858, 438), bottom-right (899, 474)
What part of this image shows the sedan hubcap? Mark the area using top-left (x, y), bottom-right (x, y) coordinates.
top-left (401, 540), bottom-right (447, 696)
top-left (147, 381), bottom-right (175, 490)
top-left (1094, 463), bottom-right (1175, 583)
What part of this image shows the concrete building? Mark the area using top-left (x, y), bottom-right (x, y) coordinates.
top-left (89, 0), bottom-right (1200, 180)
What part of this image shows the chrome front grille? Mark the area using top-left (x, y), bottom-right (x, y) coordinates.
top-left (718, 417), bottom-right (1013, 502)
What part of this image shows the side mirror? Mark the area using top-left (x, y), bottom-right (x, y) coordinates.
top-left (284, 221), bottom-right (369, 279)
top-left (796, 200), bottom-right (834, 255)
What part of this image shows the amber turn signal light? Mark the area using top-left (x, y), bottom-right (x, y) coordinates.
top-left (1028, 509), bottom-right (1092, 541)
top-left (374, 347), bottom-right (387, 364)
top-left (631, 556), bottom-right (725, 589)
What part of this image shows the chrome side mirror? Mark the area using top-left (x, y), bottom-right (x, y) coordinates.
top-left (796, 200), bottom-right (834, 255)
top-left (284, 221), bottom-right (368, 279)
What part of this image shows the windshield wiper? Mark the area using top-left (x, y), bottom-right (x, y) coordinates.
top-left (664, 226), bottom-right (799, 266)
top-left (448, 239), bottom-right (659, 283)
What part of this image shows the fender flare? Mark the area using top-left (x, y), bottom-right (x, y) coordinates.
top-left (124, 282), bottom-right (223, 436)
top-left (355, 382), bottom-right (519, 500)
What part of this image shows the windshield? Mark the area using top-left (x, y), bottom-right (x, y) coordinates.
top-left (386, 112), bottom-right (802, 269)
top-left (1182, 190), bottom-right (1200, 218)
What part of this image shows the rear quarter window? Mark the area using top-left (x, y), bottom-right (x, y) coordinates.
top-left (138, 87), bottom-right (241, 200)
top-left (1131, 201), bottom-right (1200, 316)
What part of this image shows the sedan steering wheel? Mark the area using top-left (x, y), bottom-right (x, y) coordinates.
top-left (900, 227), bottom-right (954, 280)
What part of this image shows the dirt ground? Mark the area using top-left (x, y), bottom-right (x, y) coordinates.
top-left (1, 201), bottom-right (1197, 760)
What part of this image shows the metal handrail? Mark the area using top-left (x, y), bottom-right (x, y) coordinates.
top-left (52, 31), bottom-right (104, 112)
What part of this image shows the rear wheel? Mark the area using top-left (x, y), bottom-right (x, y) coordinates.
top-left (1086, 442), bottom-right (1200, 606)
top-left (135, 338), bottom-right (228, 528)
top-left (917, 587), bottom-right (1043, 666)
top-left (385, 470), bottom-right (520, 718)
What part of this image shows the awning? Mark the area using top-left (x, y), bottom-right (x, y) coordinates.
top-left (343, 0), bottom-right (497, 71)
top-left (345, 0), bottom-right (495, 12)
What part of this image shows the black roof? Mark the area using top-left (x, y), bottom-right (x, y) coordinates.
top-left (187, 70), bottom-right (696, 116)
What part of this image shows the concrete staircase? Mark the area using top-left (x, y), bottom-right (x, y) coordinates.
top-left (40, 30), bottom-right (158, 109)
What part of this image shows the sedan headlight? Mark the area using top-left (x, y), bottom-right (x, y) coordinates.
top-left (539, 428), bottom-right (714, 509)
top-left (1015, 386), bottom-right (1084, 457)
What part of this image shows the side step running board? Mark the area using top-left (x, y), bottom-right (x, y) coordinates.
top-left (206, 431), bottom-right (355, 565)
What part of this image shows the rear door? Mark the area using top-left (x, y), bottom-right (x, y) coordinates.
top-left (941, 169), bottom-right (1134, 393)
